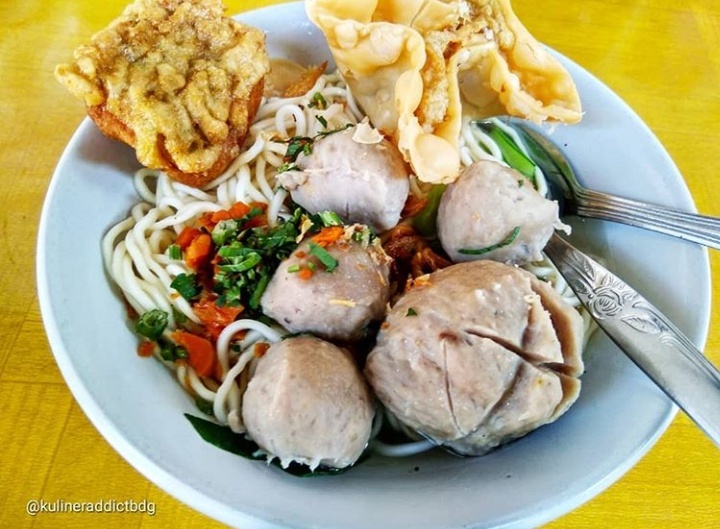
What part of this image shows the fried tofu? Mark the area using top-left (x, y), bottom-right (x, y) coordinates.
top-left (55, 0), bottom-right (270, 187)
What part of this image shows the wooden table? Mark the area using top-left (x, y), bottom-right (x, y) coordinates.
top-left (2, 0), bottom-right (718, 527)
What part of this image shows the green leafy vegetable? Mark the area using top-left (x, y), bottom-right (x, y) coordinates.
top-left (170, 273), bottom-right (200, 301)
top-left (459, 226), bottom-right (521, 255)
top-left (477, 122), bottom-right (538, 187)
top-left (308, 242), bottom-right (339, 272)
top-left (315, 115), bottom-right (328, 128)
top-left (184, 414), bottom-right (357, 477)
top-left (135, 309), bottom-right (168, 340)
top-left (406, 308), bottom-right (418, 317)
top-left (412, 184), bottom-right (446, 237)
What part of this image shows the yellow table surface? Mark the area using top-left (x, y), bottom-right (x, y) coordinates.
top-left (1, 0), bottom-right (718, 527)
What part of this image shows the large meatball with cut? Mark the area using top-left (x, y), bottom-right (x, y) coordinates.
top-left (278, 125), bottom-right (410, 232)
top-left (260, 229), bottom-right (391, 341)
top-left (242, 336), bottom-right (374, 470)
top-left (364, 260), bottom-right (584, 456)
top-left (437, 160), bottom-right (566, 265)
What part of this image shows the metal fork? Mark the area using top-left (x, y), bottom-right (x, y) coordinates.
top-left (482, 119), bottom-right (720, 249)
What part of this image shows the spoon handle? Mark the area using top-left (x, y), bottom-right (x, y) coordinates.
top-left (545, 233), bottom-right (720, 447)
top-left (574, 188), bottom-right (720, 249)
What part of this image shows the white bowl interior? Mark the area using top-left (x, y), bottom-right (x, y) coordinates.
top-left (37, 3), bottom-right (710, 529)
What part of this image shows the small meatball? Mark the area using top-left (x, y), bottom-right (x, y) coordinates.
top-left (278, 126), bottom-right (410, 232)
top-left (364, 260), bottom-right (584, 456)
top-left (260, 233), bottom-right (391, 341)
top-left (242, 336), bottom-right (374, 470)
top-left (437, 160), bottom-right (566, 265)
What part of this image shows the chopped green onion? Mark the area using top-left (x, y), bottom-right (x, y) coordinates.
top-left (249, 272), bottom-right (271, 310)
top-left (159, 342), bottom-right (187, 362)
top-left (135, 309), bottom-right (168, 340)
top-left (406, 308), bottom-right (418, 317)
top-left (317, 210), bottom-right (343, 227)
top-left (308, 242), bottom-right (339, 272)
top-left (218, 252), bottom-right (262, 273)
top-left (459, 226), bottom-right (521, 255)
top-left (315, 115), bottom-right (328, 128)
top-left (167, 244), bottom-right (182, 260)
top-left (170, 273), bottom-right (200, 301)
top-left (212, 219), bottom-right (239, 246)
top-left (287, 264), bottom-right (301, 273)
top-left (307, 261), bottom-right (316, 271)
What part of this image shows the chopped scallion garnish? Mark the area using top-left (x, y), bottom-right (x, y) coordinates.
top-left (167, 244), bottom-right (182, 260)
top-left (308, 242), bottom-right (339, 272)
top-left (135, 309), bottom-right (168, 340)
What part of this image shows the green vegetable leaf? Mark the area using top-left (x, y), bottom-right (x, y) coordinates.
top-left (477, 122), bottom-right (538, 187)
top-left (135, 309), bottom-right (168, 340)
top-left (406, 308), bottom-right (418, 317)
top-left (184, 414), bottom-right (357, 477)
top-left (170, 273), bottom-right (200, 301)
top-left (308, 242), bottom-right (339, 272)
top-left (459, 226), bottom-right (521, 255)
top-left (412, 185), bottom-right (446, 237)
top-left (315, 115), bottom-right (328, 129)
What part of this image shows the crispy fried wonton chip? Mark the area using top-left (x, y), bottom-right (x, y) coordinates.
top-left (307, 0), bottom-right (582, 184)
top-left (55, 0), bottom-right (270, 188)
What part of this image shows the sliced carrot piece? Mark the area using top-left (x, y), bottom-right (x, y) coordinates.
top-left (311, 226), bottom-right (344, 247)
top-left (193, 297), bottom-right (243, 339)
top-left (176, 227), bottom-right (201, 250)
top-left (171, 331), bottom-right (216, 378)
top-left (185, 233), bottom-right (213, 270)
top-left (298, 267), bottom-right (314, 280)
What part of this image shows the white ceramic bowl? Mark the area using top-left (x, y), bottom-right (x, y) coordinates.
top-left (38, 3), bottom-right (710, 528)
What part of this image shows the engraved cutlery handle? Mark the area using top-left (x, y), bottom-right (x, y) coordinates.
top-left (545, 233), bottom-right (720, 447)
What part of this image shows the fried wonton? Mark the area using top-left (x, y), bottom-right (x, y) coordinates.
top-left (55, 0), bottom-right (270, 187)
top-left (306, 0), bottom-right (582, 184)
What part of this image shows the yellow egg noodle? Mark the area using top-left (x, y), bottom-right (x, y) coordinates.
top-left (102, 71), bottom-right (587, 457)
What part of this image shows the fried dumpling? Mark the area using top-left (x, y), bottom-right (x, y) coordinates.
top-left (306, 0), bottom-right (582, 184)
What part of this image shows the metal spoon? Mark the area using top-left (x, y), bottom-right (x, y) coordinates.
top-left (466, 120), bottom-right (720, 448)
top-left (545, 232), bottom-right (720, 448)
top-left (475, 119), bottom-right (720, 249)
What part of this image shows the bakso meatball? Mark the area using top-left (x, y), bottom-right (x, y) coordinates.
top-left (242, 336), bottom-right (374, 470)
top-left (278, 125), bottom-right (410, 232)
top-left (437, 160), bottom-right (566, 265)
top-left (260, 229), bottom-right (391, 341)
top-left (364, 260), bottom-right (584, 456)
